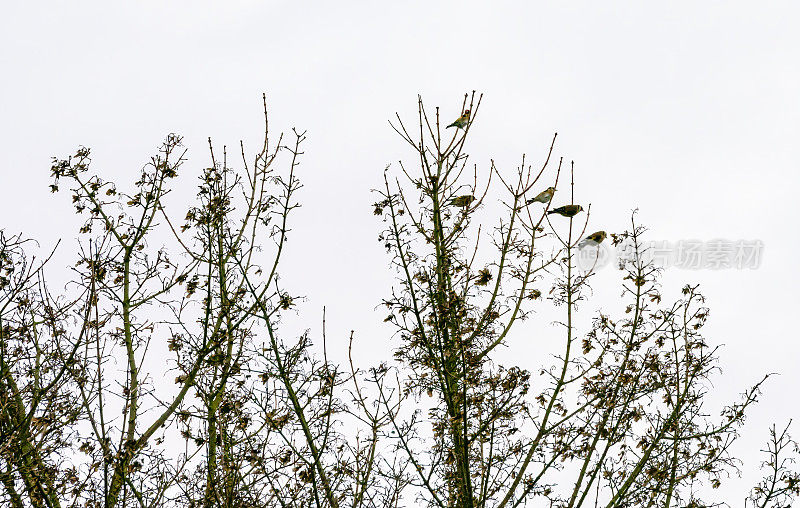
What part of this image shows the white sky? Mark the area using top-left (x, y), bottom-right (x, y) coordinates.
top-left (2, 1), bottom-right (799, 502)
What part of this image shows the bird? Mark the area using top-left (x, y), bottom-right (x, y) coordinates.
top-left (29, 416), bottom-right (52, 437)
top-left (547, 204), bottom-right (584, 217)
top-left (578, 231), bottom-right (607, 249)
top-left (518, 187), bottom-right (555, 210)
top-left (449, 195), bottom-right (475, 207)
top-left (446, 110), bottom-right (470, 129)
top-left (583, 231), bottom-right (607, 244)
top-left (529, 187), bottom-right (556, 204)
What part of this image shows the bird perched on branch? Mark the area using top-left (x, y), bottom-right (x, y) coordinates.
top-left (449, 195), bottom-right (475, 207)
top-left (518, 187), bottom-right (555, 210)
top-left (579, 231), bottom-right (607, 248)
top-left (584, 231), bottom-right (607, 244)
top-left (547, 204), bottom-right (584, 217)
top-left (446, 110), bottom-right (470, 129)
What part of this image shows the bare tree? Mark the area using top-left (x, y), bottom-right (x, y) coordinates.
top-left (0, 94), bottom-right (796, 508)
top-left (0, 95), bottom-right (365, 508)
top-left (0, 232), bottom-right (86, 508)
top-left (746, 423), bottom-right (799, 508)
top-left (368, 93), bottom-right (793, 507)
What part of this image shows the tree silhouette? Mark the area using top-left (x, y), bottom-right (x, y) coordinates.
top-left (0, 94), bottom-right (796, 508)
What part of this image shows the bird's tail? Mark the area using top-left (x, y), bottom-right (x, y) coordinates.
top-left (446, 123), bottom-right (455, 129)
top-left (546, 210), bottom-right (556, 215)
top-left (516, 200), bottom-right (532, 212)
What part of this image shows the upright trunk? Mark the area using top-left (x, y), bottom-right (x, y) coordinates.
top-left (431, 164), bottom-right (474, 508)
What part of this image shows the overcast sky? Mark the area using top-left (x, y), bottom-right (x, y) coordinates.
top-left (2, 1), bottom-right (798, 500)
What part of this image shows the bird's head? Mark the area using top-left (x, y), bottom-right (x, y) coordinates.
top-left (463, 109), bottom-right (471, 116)
top-left (577, 205), bottom-right (584, 212)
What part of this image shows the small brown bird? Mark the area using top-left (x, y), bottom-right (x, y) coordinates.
top-left (584, 231), bottom-right (607, 244)
top-left (29, 416), bottom-right (52, 437)
top-left (547, 204), bottom-right (584, 217)
top-left (579, 231), bottom-right (607, 249)
top-left (446, 109), bottom-right (470, 129)
top-left (449, 195), bottom-right (475, 207)
top-left (529, 186), bottom-right (556, 204)
top-left (518, 187), bottom-right (556, 210)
